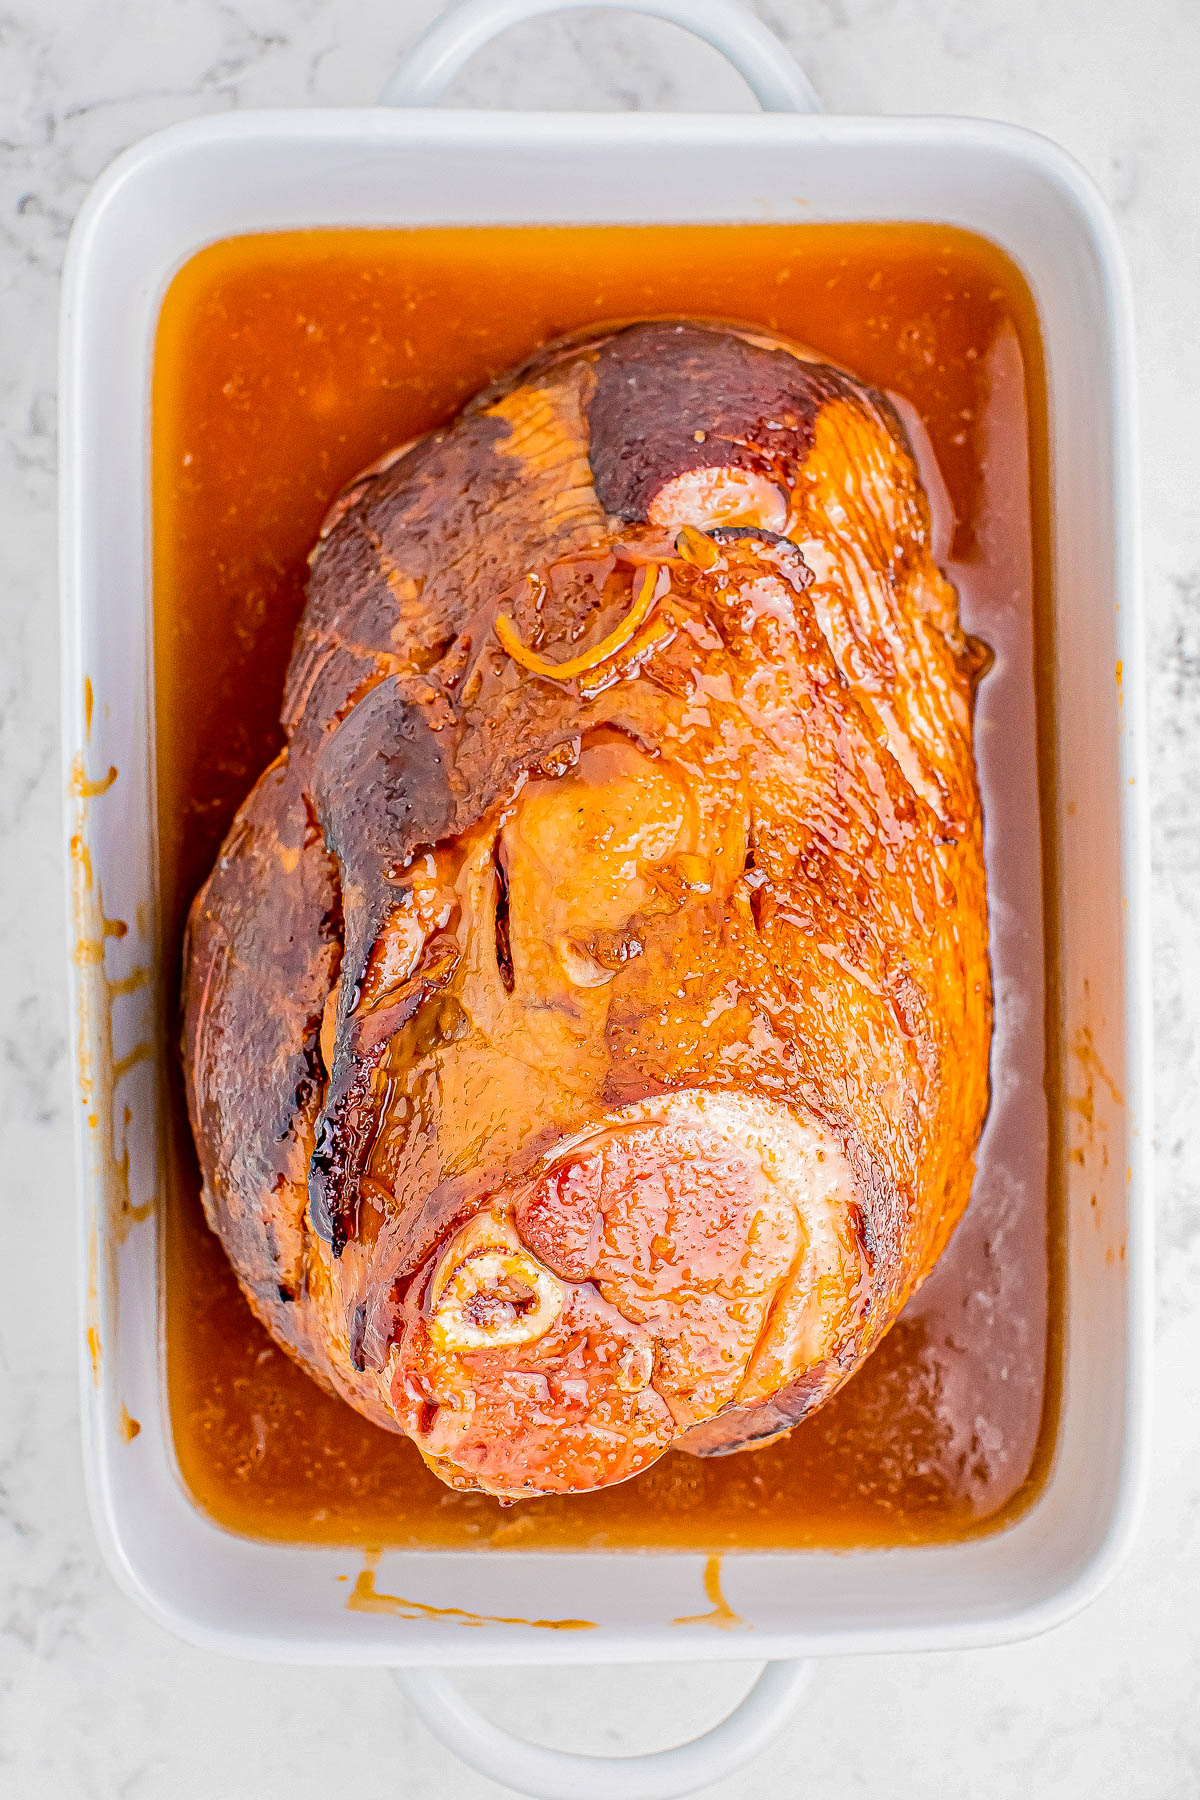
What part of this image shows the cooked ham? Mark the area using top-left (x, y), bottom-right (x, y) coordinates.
top-left (182, 322), bottom-right (992, 1499)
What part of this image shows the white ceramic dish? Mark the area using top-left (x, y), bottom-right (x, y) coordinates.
top-left (59, 0), bottom-right (1150, 1791)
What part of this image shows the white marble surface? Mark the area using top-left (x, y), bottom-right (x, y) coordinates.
top-left (2, 0), bottom-right (1198, 1794)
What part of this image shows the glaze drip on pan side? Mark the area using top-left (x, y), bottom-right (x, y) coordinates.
top-left (181, 320), bottom-right (992, 1501)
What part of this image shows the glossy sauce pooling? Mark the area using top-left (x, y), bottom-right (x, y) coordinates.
top-left (154, 224), bottom-right (1055, 1550)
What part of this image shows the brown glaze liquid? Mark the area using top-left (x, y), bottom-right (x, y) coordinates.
top-left (153, 224), bottom-right (1056, 1551)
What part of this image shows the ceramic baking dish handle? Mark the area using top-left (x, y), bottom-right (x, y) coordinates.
top-left (396, 1658), bottom-right (815, 1799)
top-left (378, 0), bottom-right (822, 114)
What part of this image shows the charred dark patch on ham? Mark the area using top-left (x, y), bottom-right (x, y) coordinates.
top-left (287, 1017), bottom-right (326, 1126)
top-left (313, 676), bottom-right (456, 877)
top-left (312, 681), bottom-right (455, 1015)
top-left (304, 683), bottom-right (459, 1256)
top-left (349, 1301), bottom-right (369, 1372)
top-left (586, 323), bottom-right (852, 522)
top-left (181, 754), bottom-right (344, 1312)
top-left (308, 950), bottom-right (461, 1256)
top-left (492, 838), bottom-right (515, 995)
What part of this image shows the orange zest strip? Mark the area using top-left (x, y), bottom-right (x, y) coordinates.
top-left (494, 562), bottom-right (662, 681)
top-left (674, 524), bottom-right (719, 569)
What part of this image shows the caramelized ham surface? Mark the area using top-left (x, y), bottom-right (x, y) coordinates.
top-left (182, 322), bottom-right (992, 1499)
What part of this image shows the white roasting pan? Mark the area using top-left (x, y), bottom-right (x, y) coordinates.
top-left (59, 1), bottom-right (1151, 1793)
